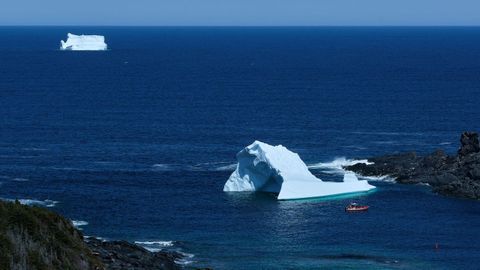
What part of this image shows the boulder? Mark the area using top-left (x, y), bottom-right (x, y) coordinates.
top-left (458, 132), bottom-right (480, 157)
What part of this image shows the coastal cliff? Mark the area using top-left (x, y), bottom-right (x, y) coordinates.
top-left (346, 132), bottom-right (480, 200)
top-left (0, 201), bottom-right (184, 270)
top-left (0, 200), bottom-right (102, 270)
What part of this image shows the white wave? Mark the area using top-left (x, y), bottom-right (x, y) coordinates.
top-left (307, 157), bottom-right (396, 183)
top-left (439, 142), bottom-right (452, 145)
top-left (144, 247), bottom-right (162, 252)
top-left (1, 198), bottom-right (59, 207)
top-left (135, 240), bottom-right (177, 253)
top-left (308, 157), bottom-right (373, 172)
top-left (175, 251), bottom-right (195, 265)
top-left (12, 178), bottom-right (29, 182)
top-left (358, 175), bottom-right (396, 183)
top-left (214, 163), bottom-right (237, 171)
top-left (20, 199), bottom-right (58, 207)
top-left (134, 240), bottom-right (174, 247)
top-left (152, 162), bottom-right (236, 172)
top-left (84, 235), bottom-right (108, 242)
top-left (72, 220), bottom-right (89, 227)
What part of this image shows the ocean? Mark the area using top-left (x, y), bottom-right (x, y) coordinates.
top-left (1, 26), bottom-right (480, 269)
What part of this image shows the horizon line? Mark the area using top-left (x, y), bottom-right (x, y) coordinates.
top-left (1, 25), bottom-right (480, 27)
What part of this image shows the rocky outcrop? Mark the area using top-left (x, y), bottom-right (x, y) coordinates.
top-left (0, 200), bottom-right (194, 270)
top-left (458, 131), bottom-right (480, 157)
top-left (345, 132), bottom-right (480, 200)
top-left (86, 238), bottom-right (182, 270)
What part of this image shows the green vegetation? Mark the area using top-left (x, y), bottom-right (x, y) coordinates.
top-left (0, 200), bottom-right (103, 270)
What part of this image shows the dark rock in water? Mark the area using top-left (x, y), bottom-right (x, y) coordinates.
top-left (458, 131), bottom-right (480, 157)
top-left (345, 132), bottom-right (480, 200)
top-left (86, 237), bottom-right (183, 270)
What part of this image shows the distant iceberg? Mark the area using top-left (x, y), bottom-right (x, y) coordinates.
top-left (60, 33), bottom-right (107, 51)
top-left (223, 141), bottom-right (375, 200)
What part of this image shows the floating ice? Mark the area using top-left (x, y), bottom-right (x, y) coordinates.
top-left (60, 33), bottom-right (107, 51)
top-left (223, 141), bottom-right (376, 200)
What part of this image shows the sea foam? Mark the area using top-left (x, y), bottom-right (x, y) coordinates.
top-left (308, 157), bottom-right (396, 182)
top-left (134, 240), bottom-right (174, 247)
top-left (134, 240), bottom-right (177, 253)
top-left (72, 220), bottom-right (89, 228)
top-left (308, 157), bottom-right (373, 172)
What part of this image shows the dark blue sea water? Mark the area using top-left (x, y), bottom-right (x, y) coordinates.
top-left (1, 27), bottom-right (480, 269)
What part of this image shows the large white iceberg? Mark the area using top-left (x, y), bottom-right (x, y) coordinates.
top-left (223, 141), bottom-right (375, 200)
top-left (60, 33), bottom-right (107, 51)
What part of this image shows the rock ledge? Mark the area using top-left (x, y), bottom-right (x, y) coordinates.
top-left (345, 132), bottom-right (480, 199)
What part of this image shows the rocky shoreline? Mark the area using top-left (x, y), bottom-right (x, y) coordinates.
top-left (85, 237), bottom-right (184, 270)
top-left (0, 199), bottom-right (207, 270)
top-left (345, 132), bottom-right (480, 200)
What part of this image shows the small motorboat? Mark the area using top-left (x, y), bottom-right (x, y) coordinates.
top-left (345, 203), bottom-right (369, 212)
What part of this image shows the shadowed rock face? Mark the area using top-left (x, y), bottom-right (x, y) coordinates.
top-left (345, 132), bottom-right (480, 200)
top-left (458, 132), bottom-right (480, 157)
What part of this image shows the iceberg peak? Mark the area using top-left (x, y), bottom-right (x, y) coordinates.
top-left (60, 33), bottom-right (107, 51)
top-left (224, 141), bottom-right (375, 200)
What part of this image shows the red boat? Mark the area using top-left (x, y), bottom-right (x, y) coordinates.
top-left (345, 203), bottom-right (369, 212)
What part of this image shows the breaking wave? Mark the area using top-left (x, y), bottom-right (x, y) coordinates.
top-left (1, 198), bottom-right (58, 207)
top-left (175, 251), bottom-right (195, 265)
top-left (308, 157), bottom-right (373, 172)
top-left (72, 220), bottom-right (89, 228)
top-left (134, 240), bottom-right (174, 247)
top-left (134, 240), bottom-right (176, 252)
top-left (134, 240), bottom-right (195, 264)
top-left (84, 236), bottom-right (108, 242)
top-left (357, 175), bottom-right (396, 183)
top-left (308, 157), bottom-right (396, 182)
